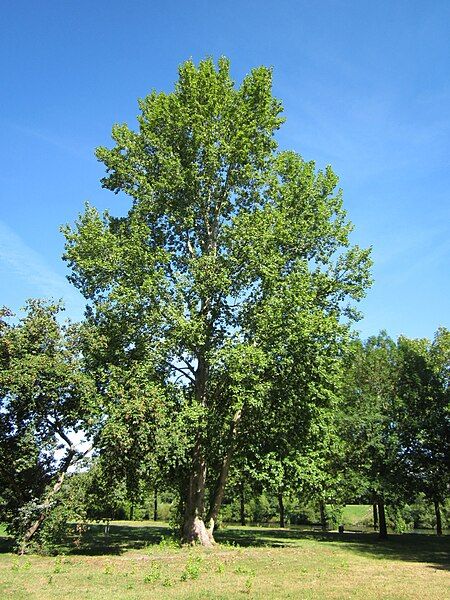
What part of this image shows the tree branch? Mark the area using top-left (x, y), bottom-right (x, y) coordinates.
top-left (164, 360), bottom-right (196, 384)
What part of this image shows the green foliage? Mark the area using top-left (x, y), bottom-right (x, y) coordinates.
top-left (340, 332), bottom-right (402, 502)
top-left (0, 301), bottom-right (98, 550)
top-left (63, 57), bottom-right (372, 538)
top-left (395, 328), bottom-right (450, 504)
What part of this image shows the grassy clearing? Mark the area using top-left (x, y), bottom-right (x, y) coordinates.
top-left (0, 521), bottom-right (448, 599)
top-left (341, 504), bottom-right (373, 528)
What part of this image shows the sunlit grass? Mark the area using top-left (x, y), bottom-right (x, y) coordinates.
top-left (0, 521), bottom-right (448, 599)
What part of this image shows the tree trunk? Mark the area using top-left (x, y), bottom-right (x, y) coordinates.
top-left (20, 470), bottom-right (68, 553)
top-left (278, 492), bottom-right (285, 528)
top-left (434, 499), bottom-right (442, 536)
top-left (319, 500), bottom-right (327, 531)
top-left (153, 488), bottom-right (158, 521)
top-left (372, 503), bottom-right (378, 530)
top-left (240, 483), bottom-right (246, 526)
top-left (180, 349), bottom-right (214, 546)
top-left (205, 409), bottom-right (242, 537)
top-left (181, 437), bottom-right (213, 546)
top-left (377, 498), bottom-right (388, 539)
top-left (19, 441), bottom-right (91, 552)
top-left (130, 503), bottom-right (134, 521)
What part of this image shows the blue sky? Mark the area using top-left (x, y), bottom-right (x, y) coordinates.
top-left (1, 0), bottom-right (449, 340)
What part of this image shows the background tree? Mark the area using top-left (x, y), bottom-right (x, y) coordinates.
top-left (396, 329), bottom-right (450, 535)
top-left (340, 333), bottom-right (402, 539)
top-left (0, 301), bottom-right (97, 551)
top-left (63, 57), bottom-right (372, 545)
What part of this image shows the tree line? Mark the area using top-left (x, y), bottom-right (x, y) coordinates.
top-left (0, 58), bottom-right (448, 552)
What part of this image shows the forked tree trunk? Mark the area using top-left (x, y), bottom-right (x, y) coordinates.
top-left (181, 439), bottom-right (213, 546)
top-left (205, 409), bottom-right (242, 535)
top-left (372, 503), bottom-right (378, 530)
top-left (377, 498), bottom-right (388, 539)
top-left (181, 350), bottom-right (215, 547)
top-left (433, 499), bottom-right (442, 536)
top-left (181, 406), bottom-right (242, 546)
top-left (278, 492), bottom-right (285, 528)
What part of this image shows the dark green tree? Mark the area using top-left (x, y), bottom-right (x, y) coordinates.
top-left (0, 301), bottom-right (97, 551)
top-left (341, 333), bottom-right (402, 538)
top-left (396, 329), bottom-right (450, 535)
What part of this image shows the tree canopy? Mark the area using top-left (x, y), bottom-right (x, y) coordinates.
top-left (63, 57), bottom-right (372, 545)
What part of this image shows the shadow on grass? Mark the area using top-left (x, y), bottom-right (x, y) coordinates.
top-left (72, 523), bottom-right (172, 556)
top-left (215, 526), bottom-right (450, 570)
top-left (0, 523), bottom-right (173, 557)
top-left (1, 522), bottom-right (448, 570)
top-left (0, 535), bottom-right (14, 553)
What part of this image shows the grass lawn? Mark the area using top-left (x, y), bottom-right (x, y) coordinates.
top-left (0, 521), bottom-right (448, 599)
top-left (341, 504), bottom-right (373, 527)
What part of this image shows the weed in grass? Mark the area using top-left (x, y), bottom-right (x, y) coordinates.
top-left (11, 558), bottom-right (31, 572)
top-left (47, 575), bottom-right (53, 585)
top-left (234, 566), bottom-right (256, 576)
top-left (143, 562), bottom-right (162, 583)
top-left (180, 555), bottom-right (203, 581)
top-left (162, 577), bottom-right (173, 587)
top-left (53, 557), bottom-right (63, 573)
top-left (215, 560), bottom-right (225, 573)
top-left (159, 535), bottom-right (180, 550)
top-left (243, 574), bottom-right (255, 595)
top-left (103, 564), bottom-right (113, 575)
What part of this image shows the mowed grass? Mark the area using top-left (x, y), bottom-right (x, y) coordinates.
top-left (0, 521), bottom-right (448, 599)
top-left (341, 504), bottom-right (373, 528)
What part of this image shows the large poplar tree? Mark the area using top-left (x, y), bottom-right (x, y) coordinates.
top-left (63, 57), bottom-right (372, 545)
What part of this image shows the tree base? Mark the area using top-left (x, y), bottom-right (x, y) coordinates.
top-left (182, 516), bottom-right (215, 547)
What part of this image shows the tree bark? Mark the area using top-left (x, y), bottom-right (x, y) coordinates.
top-left (372, 503), bottom-right (378, 530)
top-left (319, 500), bottom-right (327, 531)
top-left (130, 503), bottom-right (134, 521)
top-left (153, 488), bottom-right (158, 521)
top-left (377, 497), bottom-right (388, 539)
top-left (205, 409), bottom-right (242, 536)
top-left (278, 492), bottom-right (285, 528)
top-left (181, 437), bottom-right (213, 546)
top-left (434, 499), bottom-right (442, 536)
top-left (240, 483), bottom-right (246, 526)
top-left (180, 346), bottom-right (214, 546)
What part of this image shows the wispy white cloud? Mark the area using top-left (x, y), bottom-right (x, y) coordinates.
top-left (6, 121), bottom-right (92, 160)
top-left (0, 220), bottom-right (85, 318)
